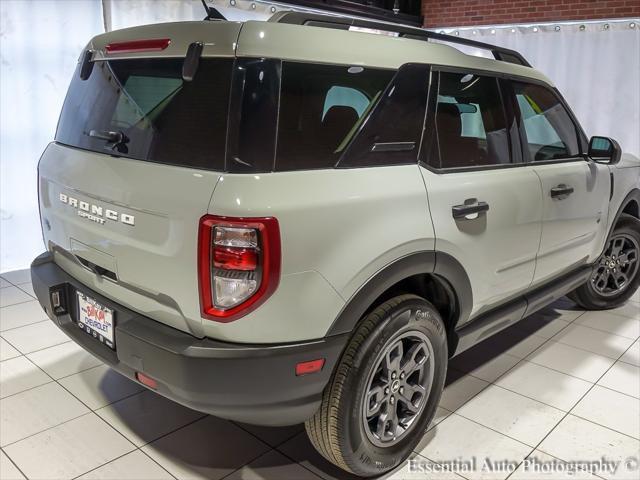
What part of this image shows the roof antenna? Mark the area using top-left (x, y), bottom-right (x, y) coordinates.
top-left (201, 0), bottom-right (227, 20)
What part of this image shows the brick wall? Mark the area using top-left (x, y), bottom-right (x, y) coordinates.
top-left (422, 0), bottom-right (640, 28)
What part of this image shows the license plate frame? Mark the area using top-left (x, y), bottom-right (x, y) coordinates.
top-left (76, 291), bottom-right (116, 350)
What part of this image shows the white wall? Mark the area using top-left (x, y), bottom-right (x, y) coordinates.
top-left (437, 20), bottom-right (640, 158)
top-left (0, 0), bottom-right (104, 273)
top-left (1, 1), bottom-right (638, 272)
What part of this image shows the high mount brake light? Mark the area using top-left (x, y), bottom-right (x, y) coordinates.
top-left (198, 215), bottom-right (281, 322)
top-left (105, 38), bottom-right (171, 54)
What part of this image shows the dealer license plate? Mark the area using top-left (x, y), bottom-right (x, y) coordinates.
top-left (76, 292), bottom-right (115, 349)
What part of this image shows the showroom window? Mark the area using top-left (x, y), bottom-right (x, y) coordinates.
top-left (275, 62), bottom-right (394, 171)
top-left (56, 58), bottom-right (233, 170)
top-left (511, 82), bottom-right (581, 161)
top-left (427, 71), bottom-right (512, 169)
top-left (338, 63), bottom-right (431, 168)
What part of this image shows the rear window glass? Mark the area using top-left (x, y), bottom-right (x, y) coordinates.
top-left (275, 62), bottom-right (394, 171)
top-left (56, 58), bottom-right (233, 170)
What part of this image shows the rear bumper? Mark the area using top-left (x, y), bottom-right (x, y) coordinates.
top-left (31, 252), bottom-right (347, 426)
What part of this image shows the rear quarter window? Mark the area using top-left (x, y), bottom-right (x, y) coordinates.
top-left (275, 62), bottom-right (394, 171)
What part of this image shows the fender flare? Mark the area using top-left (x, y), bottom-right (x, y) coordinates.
top-left (326, 251), bottom-right (473, 336)
top-left (605, 188), bottom-right (640, 244)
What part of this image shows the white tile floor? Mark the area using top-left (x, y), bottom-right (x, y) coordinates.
top-left (0, 269), bottom-right (638, 480)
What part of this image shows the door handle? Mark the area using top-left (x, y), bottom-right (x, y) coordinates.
top-left (550, 184), bottom-right (574, 200)
top-left (452, 200), bottom-right (490, 219)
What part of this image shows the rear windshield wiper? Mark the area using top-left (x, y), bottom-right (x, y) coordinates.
top-left (88, 130), bottom-right (130, 153)
top-left (88, 130), bottom-right (128, 143)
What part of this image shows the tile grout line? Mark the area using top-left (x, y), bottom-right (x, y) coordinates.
top-left (0, 337), bottom-right (74, 359)
top-left (0, 353), bottom-right (57, 402)
top-left (212, 423), bottom-right (311, 479)
top-left (136, 448), bottom-right (180, 480)
top-left (0, 353), bottom-right (110, 402)
top-left (0, 274), bottom-right (32, 290)
top-left (0, 445), bottom-right (30, 480)
top-left (0, 335), bottom-right (27, 360)
top-left (2, 288), bottom-right (636, 478)
top-left (503, 324), bottom-right (640, 480)
top-left (69, 448), bottom-right (147, 480)
top-left (217, 448), bottom-right (281, 480)
top-left (69, 444), bottom-right (180, 480)
top-left (48, 379), bottom-right (154, 479)
top-left (0, 377), bottom-right (56, 402)
top-left (13, 284), bottom-right (36, 299)
top-left (1, 411), bottom-right (92, 449)
top-left (230, 421), bottom-right (306, 451)
top-left (0, 297), bottom-right (37, 309)
top-left (3, 365), bottom-right (145, 448)
top-left (272, 438), bottom-right (344, 480)
top-left (566, 317), bottom-right (640, 340)
top-left (0, 318), bottom-right (55, 335)
top-left (569, 411), bottom-right (640, 442)
top-left (2, 318), bottom-right (291, 478)
top-left (413, 310), bottom-right (585, 480)
top-left (464, 365), bottom-right (640, 420)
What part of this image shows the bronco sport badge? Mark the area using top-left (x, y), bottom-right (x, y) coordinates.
top-left (59, 193), bottom-right (135, 226)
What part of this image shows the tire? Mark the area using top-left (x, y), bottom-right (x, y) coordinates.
top-left (569, 214), bottom-right (640, 310)
top-left (305, 294), bottom-right (448, 477)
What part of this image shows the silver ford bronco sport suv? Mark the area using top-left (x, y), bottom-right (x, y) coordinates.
top-left (31, 8), bottom-right (640, 477)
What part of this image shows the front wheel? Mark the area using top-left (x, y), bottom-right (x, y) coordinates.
top-left (305, 294), bottom-right (448, 477)
top-left (569, 214), bottom-right (640, 310)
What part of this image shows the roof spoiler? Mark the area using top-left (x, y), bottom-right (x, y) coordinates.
top-left (272, 11), bottom-right (532, 68)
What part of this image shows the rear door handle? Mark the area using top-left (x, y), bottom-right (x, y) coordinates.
top-left (452, 199), bottom-right (490, 219)
top-left (550, 184), bottom-right (574, 200)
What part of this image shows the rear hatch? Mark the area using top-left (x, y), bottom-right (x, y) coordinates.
top-left (38, 22), bottom-right (241, 337)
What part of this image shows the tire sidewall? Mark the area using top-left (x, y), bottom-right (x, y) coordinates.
top-left (338, 297), bottom-right (448, 476)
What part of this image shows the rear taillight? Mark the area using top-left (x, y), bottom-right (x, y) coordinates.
top-left (198, 215), bottom-right (281, 322)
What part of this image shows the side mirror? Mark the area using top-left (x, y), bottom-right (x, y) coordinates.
top-left (588, 136), bottom-right (622, 165)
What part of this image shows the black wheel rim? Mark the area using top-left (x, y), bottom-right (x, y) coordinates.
top-left (362, 330), bottom-right (434, 447)
top-left (591, 233), bottom-right (639, 297)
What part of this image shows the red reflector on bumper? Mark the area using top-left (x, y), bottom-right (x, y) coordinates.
top-left (135, 372), bottom-right (158, 389)
top-left (295, 359), bottom-right (325, 376)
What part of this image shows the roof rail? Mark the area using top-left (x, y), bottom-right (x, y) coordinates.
top-left (267, 0), bottom-right (422, 27)
top-left (272, 11), bottom-right (532, 68)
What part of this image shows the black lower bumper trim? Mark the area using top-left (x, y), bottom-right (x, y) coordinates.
top-left (31, 252), bottom-right (347, 426)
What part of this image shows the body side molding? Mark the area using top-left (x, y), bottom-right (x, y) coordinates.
top-left (453, 263), bottom-right (592, 356)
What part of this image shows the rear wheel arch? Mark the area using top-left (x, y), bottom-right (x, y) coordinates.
top-left (326, 251), bottom-right (472, 355)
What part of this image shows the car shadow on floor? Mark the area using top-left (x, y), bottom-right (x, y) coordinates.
top-left (96, 298), bottom-right (581, 479)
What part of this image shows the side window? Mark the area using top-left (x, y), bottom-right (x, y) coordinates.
top-left (512, 82), bottom-right (580, 161)
top-left (339, 63), bottom-right (431, 168)
top-left (275, 62), bottom-right (394, 171)
top-left (431, 71), bottom-right (511, 169)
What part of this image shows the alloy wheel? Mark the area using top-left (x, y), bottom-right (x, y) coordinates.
top-left (362, 330), bottom-right (434, 447)
top-left (591, 233), bottom-right (639, 297)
